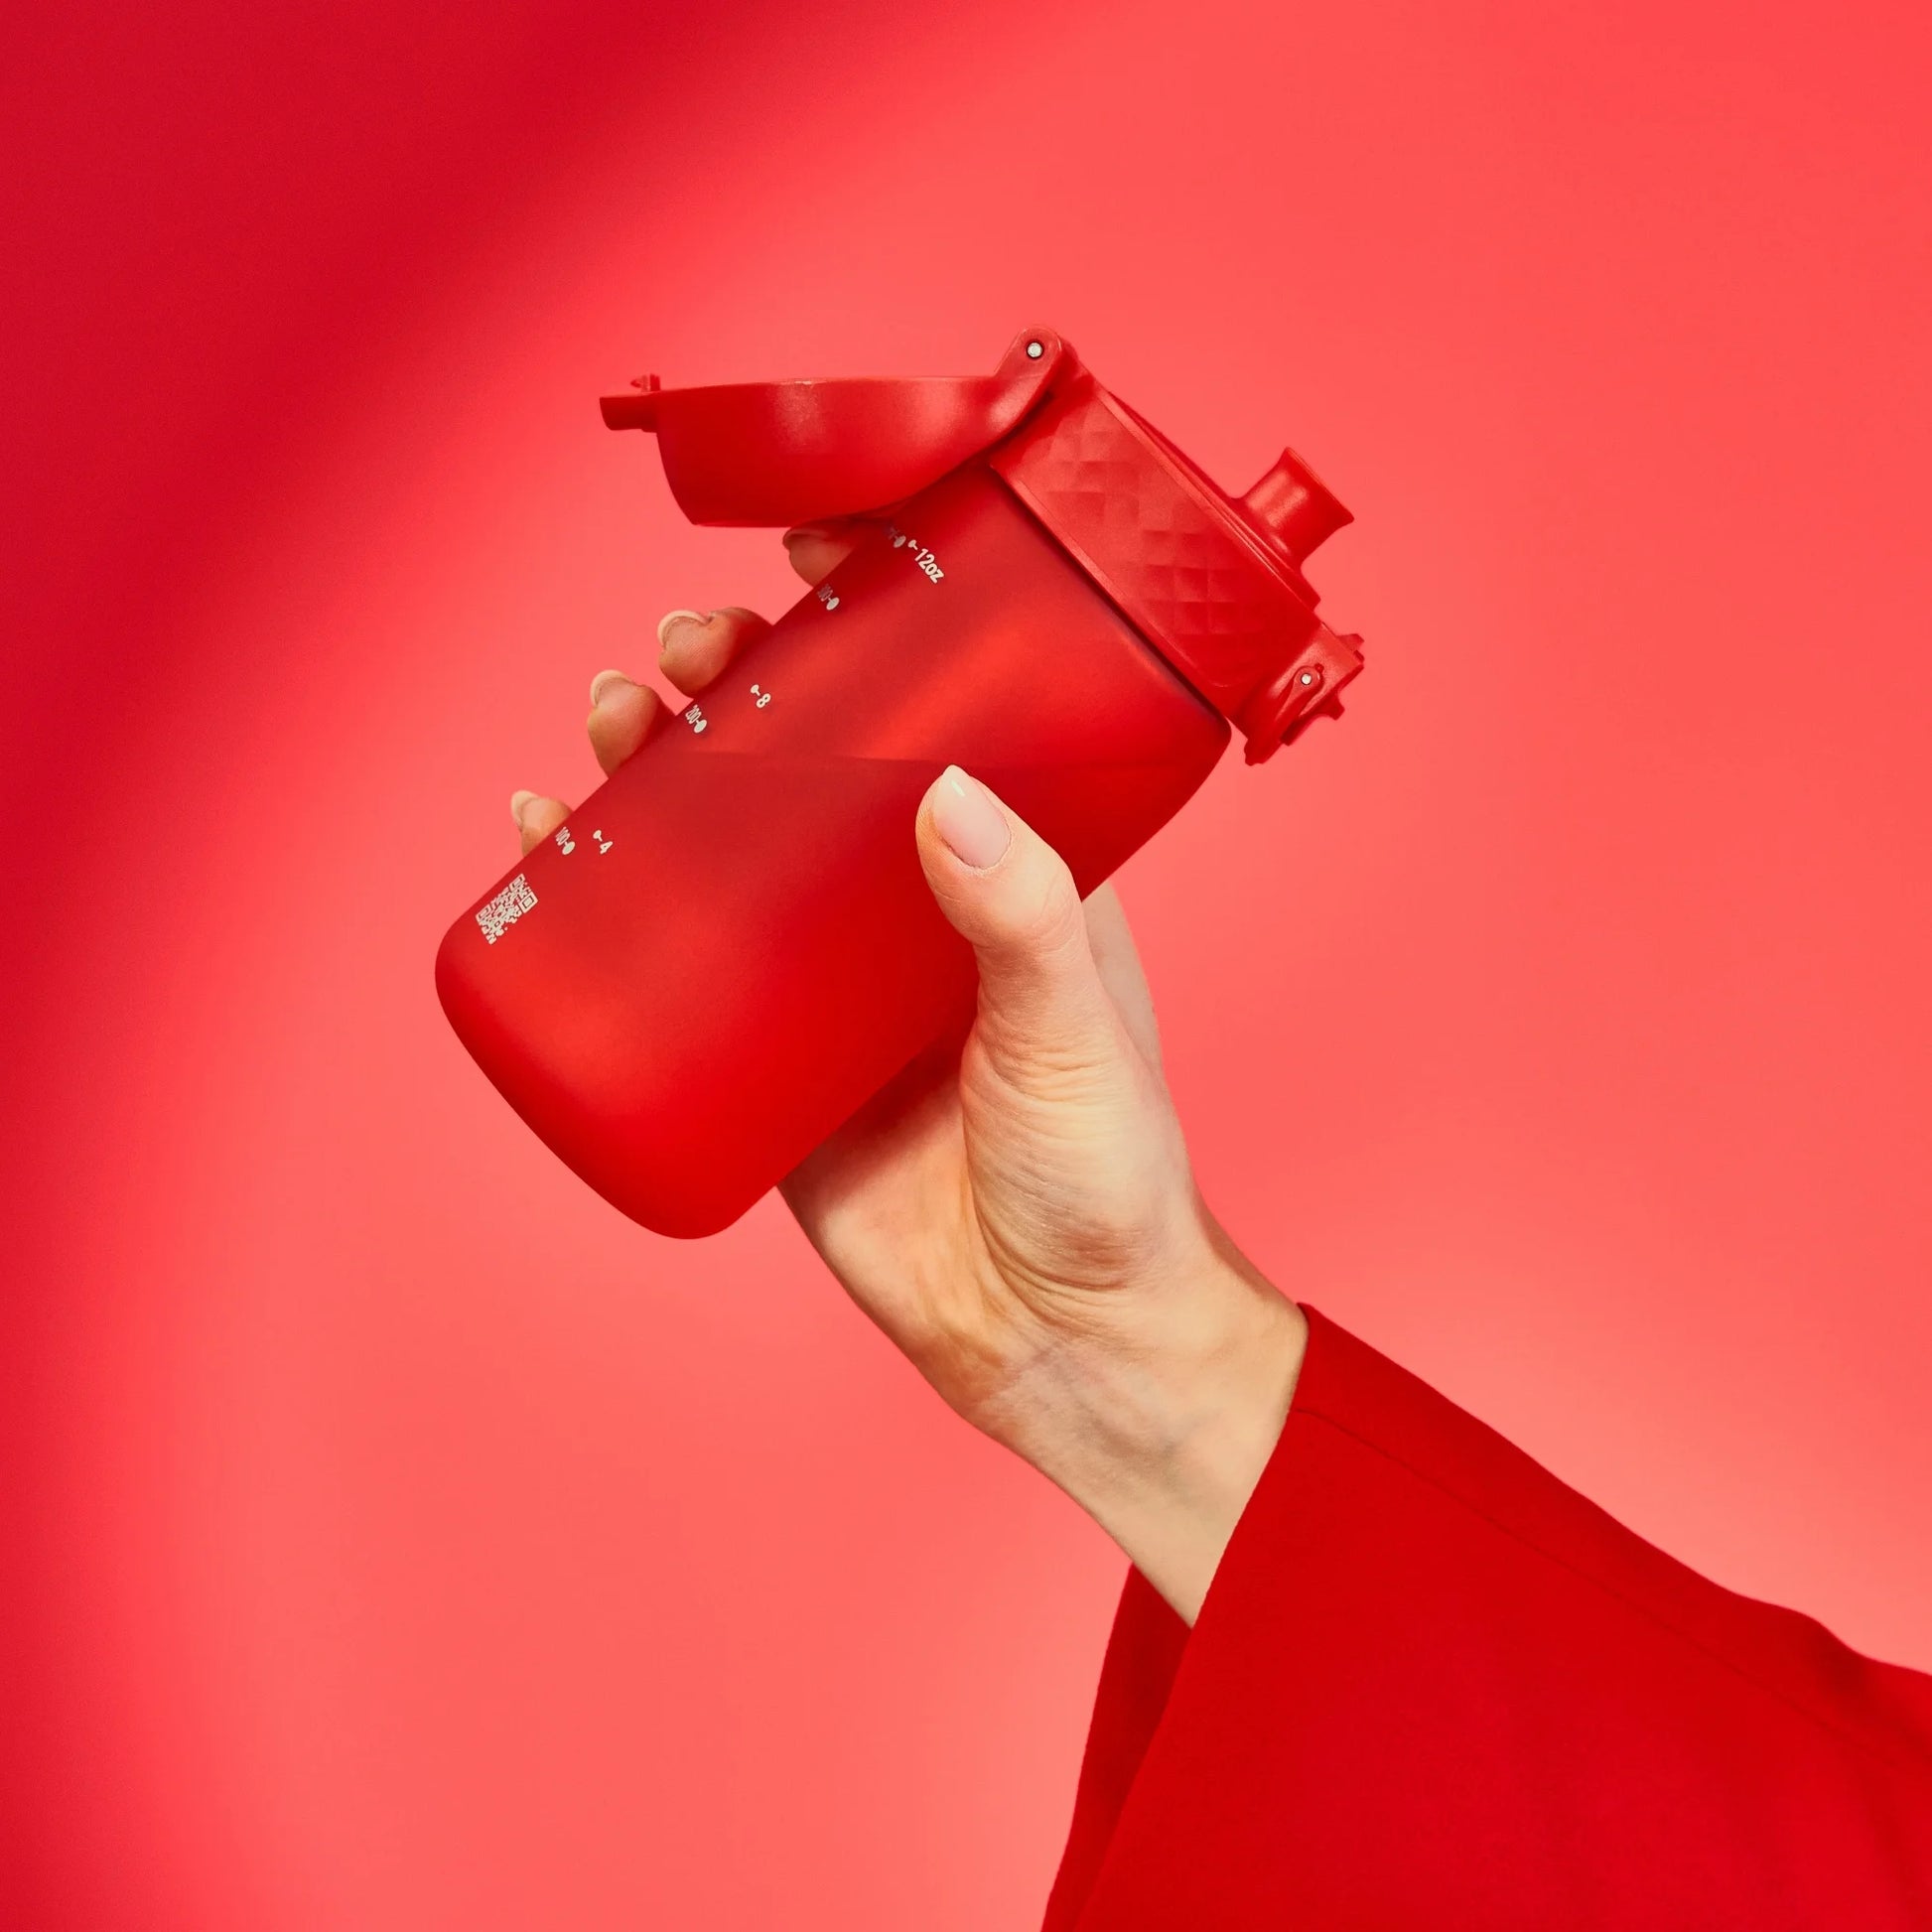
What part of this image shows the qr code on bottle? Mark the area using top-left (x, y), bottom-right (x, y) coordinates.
top-left (476, 873), bottom-right (537, 943)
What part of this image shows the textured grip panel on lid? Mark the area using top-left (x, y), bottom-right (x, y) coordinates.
top-left (990, 378), bottom-right (1363, 757)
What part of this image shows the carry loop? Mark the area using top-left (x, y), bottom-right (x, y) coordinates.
top-left (601, 328), bottom-right (1070, 527)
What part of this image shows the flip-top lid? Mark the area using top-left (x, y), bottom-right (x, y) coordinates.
top-left (602, 327), bottom-right (1363, 760)
top-left (601, 329), bottom-right (1069, 526)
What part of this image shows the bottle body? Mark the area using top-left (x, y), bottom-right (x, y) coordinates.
top-left (436, 463), bottom-right (1230, 1236)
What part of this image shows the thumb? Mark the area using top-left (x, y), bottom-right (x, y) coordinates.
top-left (916, 766), bottom-right (1122, 1085)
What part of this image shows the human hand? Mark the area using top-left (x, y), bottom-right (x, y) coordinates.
top-left (507, 521), bottom-right (1306, 1622)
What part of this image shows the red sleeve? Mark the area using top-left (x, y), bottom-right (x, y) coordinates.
top-left (1041, 1304), bottom-right (1932, 1931)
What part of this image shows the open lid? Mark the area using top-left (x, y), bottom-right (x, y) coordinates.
top-left (601, 328), bottom-right (1071, 527)
top-left (603, 326), bottom-right (1364, 760)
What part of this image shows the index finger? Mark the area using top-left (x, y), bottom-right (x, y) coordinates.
top-left (780, 518), bottom-right (873, 584)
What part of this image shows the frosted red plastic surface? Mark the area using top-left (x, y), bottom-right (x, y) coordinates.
top-left (442, 334), bottom-right (1362, 1235)
top-left (436, 469), bottom-right (1229, 1235)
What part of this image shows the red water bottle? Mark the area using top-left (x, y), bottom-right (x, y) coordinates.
top-left (436, 328), bottom-right (1363, 1236)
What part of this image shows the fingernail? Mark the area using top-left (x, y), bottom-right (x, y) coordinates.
top-left (932, 765), bottom-right (1011, 870)
top-left (782, 524), bottom-right (839, 547)
top-left (588, 667), bottom-right (632, 709)
top-left (655, 609), bottom-right (709, 650)
top-left (509, 788), bottom-right (538, 829)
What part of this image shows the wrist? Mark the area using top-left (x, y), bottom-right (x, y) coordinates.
top-left (1000, 1248), bottom-right (1306, 1624)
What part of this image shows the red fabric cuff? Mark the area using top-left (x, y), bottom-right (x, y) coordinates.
top-left (1041, 1303), bottom-right (1932, 1931)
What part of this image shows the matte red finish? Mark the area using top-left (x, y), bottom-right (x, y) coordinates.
top-left (437, 330), bottom-right (1360, 1235)
top-left (437, 466), bottom-right (1231, 1235)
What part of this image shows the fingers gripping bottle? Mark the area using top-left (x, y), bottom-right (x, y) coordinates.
top-left (436, 328), bottom-right (1364, 1237)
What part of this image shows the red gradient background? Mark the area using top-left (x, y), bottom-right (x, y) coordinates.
top-left (5, 2), bottom-right (1930, 1924)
